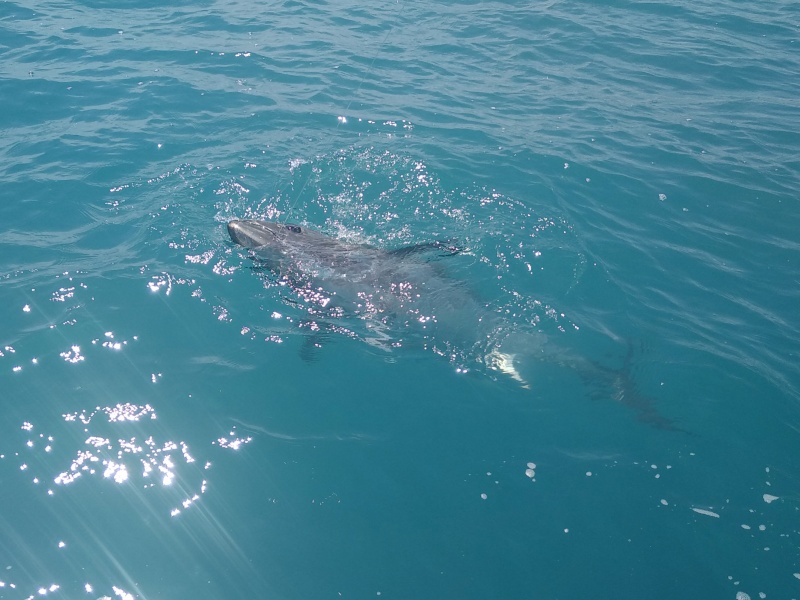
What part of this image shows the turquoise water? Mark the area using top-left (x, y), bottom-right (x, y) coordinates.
top-left (2, 0), bottom-right (799, 597)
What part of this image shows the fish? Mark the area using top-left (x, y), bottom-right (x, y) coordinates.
top-left (227, 219), bottom-right (679, 429)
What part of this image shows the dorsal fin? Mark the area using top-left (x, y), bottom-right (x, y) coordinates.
top-left (387, 241), bottom-right (462, 259)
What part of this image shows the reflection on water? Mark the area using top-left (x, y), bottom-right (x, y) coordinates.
top-left (1, 397), bottom-right (257, 599)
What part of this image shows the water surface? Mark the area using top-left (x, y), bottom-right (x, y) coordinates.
top-left (1, 0), bottom-right (799, 598)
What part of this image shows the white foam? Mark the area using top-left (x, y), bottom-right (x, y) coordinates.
top-left (691, 507), bottom-right (720, 518)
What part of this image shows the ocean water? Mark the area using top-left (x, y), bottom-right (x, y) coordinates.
top-left (1, 0), bottom-right (799, 597)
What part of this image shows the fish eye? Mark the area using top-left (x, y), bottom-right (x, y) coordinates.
top-left (286, 225), bottom-right (302, 233)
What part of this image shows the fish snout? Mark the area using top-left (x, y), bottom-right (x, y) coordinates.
top-left (227, 220), bottom-right (248, 246)
top-left (227, 219), bottom-right (282, 249)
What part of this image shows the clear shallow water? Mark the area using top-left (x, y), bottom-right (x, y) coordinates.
top-left (1, 0), bottom-right (799, 598)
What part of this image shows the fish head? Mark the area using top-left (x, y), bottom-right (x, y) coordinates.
top-left (227, 220), bottom-right (304, 250)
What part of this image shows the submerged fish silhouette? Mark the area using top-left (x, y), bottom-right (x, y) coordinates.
top-left (227, 219), bottom-right (678, 428)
